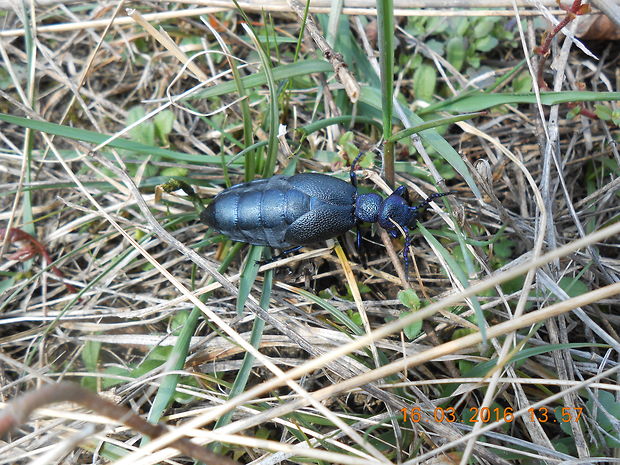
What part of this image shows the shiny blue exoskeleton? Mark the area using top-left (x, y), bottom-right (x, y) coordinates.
top-left (201, 155), bottom-right (453, 268)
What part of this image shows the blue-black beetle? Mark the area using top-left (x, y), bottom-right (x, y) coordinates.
top-left (201, 155), bottom-right (453, 265)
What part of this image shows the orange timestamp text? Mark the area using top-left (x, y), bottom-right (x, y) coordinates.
top-left (401, 406), bottom-right (583, 424)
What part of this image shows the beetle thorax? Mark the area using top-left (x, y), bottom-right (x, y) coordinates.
top-left (378, 194), bottom-right (412, 231)
top-left (355, 193), bottom-right (382, 223)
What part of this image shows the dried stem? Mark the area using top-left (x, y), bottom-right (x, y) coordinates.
top-left (534, 0), bottom-right (591, 90)
top-left (0, 382), bottom-right (239, 465)
top-left (288, 0), bottom-right (360, 102)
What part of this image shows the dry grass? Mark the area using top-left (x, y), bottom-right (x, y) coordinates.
top-left (1, 2), bottom-right (619, 465)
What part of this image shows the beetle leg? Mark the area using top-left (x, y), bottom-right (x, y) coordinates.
top-left (403, 229), bottom-right (412, 277)
top-left (350, 166), bottom-right (358, 188)
top-left (349, 157), bottom-right (359, 188)
top-left (349, 151), bottom-right (365, 188)
top-left (257, 246), bottom-right (303, 265)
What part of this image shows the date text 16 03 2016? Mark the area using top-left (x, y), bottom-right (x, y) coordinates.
top-left (401, 406), bottom-right (583, 424)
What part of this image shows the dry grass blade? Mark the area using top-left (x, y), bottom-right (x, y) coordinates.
top-left (0, 382), bottom-right (239, 465)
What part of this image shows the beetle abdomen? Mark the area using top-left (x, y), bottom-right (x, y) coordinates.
top-left (201, 173), bottom-right (357, 249)
top-left (202, 176), bottom-right (308, 247)
top-left (284, 203), bottom-right (356, 245)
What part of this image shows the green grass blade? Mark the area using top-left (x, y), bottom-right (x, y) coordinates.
top-left (376, 0), bottom-right (395, 185)
top-left (189, 59), bottom-right (332, 101)
top-left (145, 308), bottom-right (200, 425)
top-left (289, 287), bottom-right (365, 337)
top-left (359, 87), bottom-right (482, 198)
top-left (214, 265), bottom-right (273, 432)
top-left (21, 5), bottom-right (36, 237)
top-left (418, 224), bottom-right (486, 341)
top-left (429, 91), bottom-right (620, 113)
top-left (242, 23), bottom-right (279, 177)
top-left (0, 113), bottom-right (229, 165)
top-left (464, 343), bottom-right (608, 378)
top-left (298, 115), bottom-right (381, 137)
top-left (200, 16), bottom-right (256, 179)
top-left (145, 242), bottom-right (243, 427)
top-left (387, 112), bottom-right (485, 143)
top-left (376, 0), bottom-right (394, 138)
top-left (237, 245), bottom-right (264, 315)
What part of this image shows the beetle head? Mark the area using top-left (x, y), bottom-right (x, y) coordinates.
top-left (378, 190), bottom-right (411, 233)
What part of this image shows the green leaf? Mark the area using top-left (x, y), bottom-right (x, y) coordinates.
top-left (559, 391), bottom-right (620, 447)
top-left (410, 54), bottom-right (423, 69)
top-left (595, 104), bottom-right (612, 120)
top-left (82, 339), bottom-right (101, 373)
top-left (398, 289), bottom-right (421, 310)
top-left (567, 105), bottom-right (582, 120)
top-left (475, 36), bottom-right (498, 53)
top-left (413, 64), bottom-right (437, 102)
top-left (0, 276), bottom-right (16, 294)
top-left (154, 110), bottom-right (175, 145)
top-left (590, 391), bottom-right (620, 441)
top-left (446, 37), bottom-right (466, 72)
top-left (127, 106), bottom-right (155, 146)
top-left (400, 311), bottom-right (423, 340)
top-left (349, 311), bottom-right (363, 326)
top-left (493, 238), bottom-right (515, 259)
top-left (455, 17), bottom-right (470, 36)
top-left (512, 72), bottom-right (532, 93)
top-left (473, 17), bottom-right (499, 38)
top-left (425, 39), bottom-right (444, 56)
top-left (558, 277), bottom-right (588, 298)
top-left (160, 167), bottom-right (188, 177)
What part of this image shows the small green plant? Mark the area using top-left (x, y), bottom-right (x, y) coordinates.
top-left (398, 289), bottom-right (423, 340)
top-left (122, 106), bottom-right (178, 178)
top-left (594, 104), bottom-right (620, 127)
top-left (404, 15), bottom-right (521, 96)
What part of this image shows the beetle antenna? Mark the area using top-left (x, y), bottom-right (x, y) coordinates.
top-left (412, 191), bottom-right (454, 212)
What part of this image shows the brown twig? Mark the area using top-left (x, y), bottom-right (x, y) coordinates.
top-left (0, 382), bottom-right (239, 465)
top-left (0, 227), bottom-right (78, 294)
top-left (288, 0), bottom-right (360, 102)
top-left (534, 0), bottom-right (591, 91)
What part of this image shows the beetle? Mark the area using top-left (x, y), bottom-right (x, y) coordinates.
top-left (201, 155), bottom-right (453, 269)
